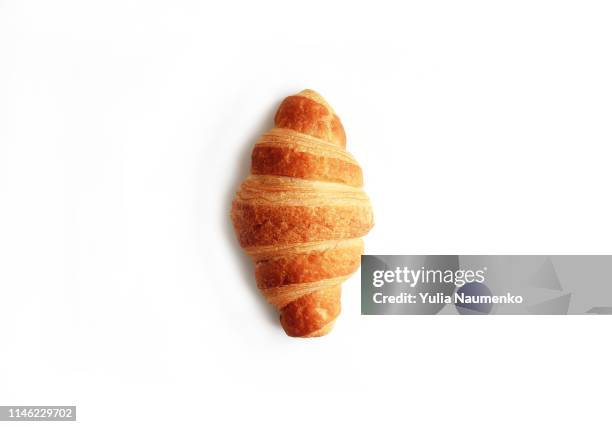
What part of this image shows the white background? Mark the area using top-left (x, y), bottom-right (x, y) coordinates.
top-left (1, 1), bottom-right (611, 426)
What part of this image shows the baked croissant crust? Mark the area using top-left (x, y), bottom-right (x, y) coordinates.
top-left (231, 89), bottom-right (374, 337)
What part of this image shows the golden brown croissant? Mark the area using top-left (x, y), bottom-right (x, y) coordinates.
top-left (231, 89), bottom-right (374, 337)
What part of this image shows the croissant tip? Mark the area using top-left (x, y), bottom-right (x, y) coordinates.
top-left (297, 88), bottom-right (320, 97)
top-left (283, 320), bottom-right (336, 338)
top-left (296, 89), bottom-right (334, 113)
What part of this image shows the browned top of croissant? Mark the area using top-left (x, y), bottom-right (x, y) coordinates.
top-left (251, 90), bottom-right (363, 188)
top-left (231, 89), bottom-right (373, 337)
top-left (274, 90), bottom-right (346, 147)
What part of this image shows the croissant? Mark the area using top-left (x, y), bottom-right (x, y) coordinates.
top-left (231, 89), bottom-right (374, 337)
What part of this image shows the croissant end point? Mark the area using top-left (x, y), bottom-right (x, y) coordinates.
top-left (297, 89), bottom-right (335, 113)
